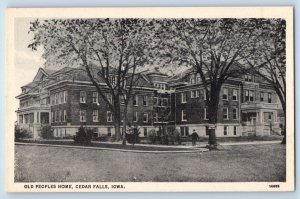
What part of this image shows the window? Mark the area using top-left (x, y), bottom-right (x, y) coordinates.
top-left (92, 92), bottom-right (98, 104)
top-left (245, 90), bottom-right (253, 102)
top-left (144, 127), bottom-right (148, 137)
top-left (80, 110), bottom-right (86, 122)
top-left (121, 112), bottom-right (124, 123)
top-left (233, 89), bottom-right (238, 101)
top-left (55, 93), bottom-right (59, 104)
top-left (224, 126), bottom-right (228, 135)
top-left (205, 126), bottom-right (209, 136)
top-left (204, 108), bottom-right (208, 120)
top-left (233, 108), bottom-right (238, 120)
top-left (107, 127), bottom-right (111, 137)
top-left (120, 95), bottom-right (126, 105)
top-left (153, 97), bottom-right (157, 106)
top-left (195, 90), bottom-right (200, 98)
top-left (143, 113), bottom-right (148, 123)
top-left (196, 74), bottom-right (201, 83)
top-left (64, 91), bottom-right (68, 103)
top-left (181, 92), bottom-right (187, 103)
top-left (51, 95), bottom-right (55, 105)
top-left (92, 110), bottom-right (98, 122)
top-left (260, 92), bottom-right (264, 102)
top-left (223, 88), bottom-right (228, 100)
top-left (180, 127), bottom-right (189, 136)
top-left (111, 76), bottom-right (116, 86)
top-left (55, 111), bottom-right (58, 122)
top-left (63, 110), bottom-right (67, 121)
top-left (133, 95), bottom-right (138, 106)
top-left (203, 89), bottom-right (210, 100)
top-left (233, 126), bottom-right (237, 135)
top-left (249, 90), bottom-right (254, 101)
top-left (133, 112), bottom-right (138, 122)
top-left (106, 93), bottom-right (112, 104)
top-left (190, 74), bottom-right (195, 84)
top-left (182, 110), bottom-right (187, 121)
top-left (107, 111), bottom-right (112, 122)
top-left (154, 113), bottom-right (158, 122)
top-left (51, 112), bottom-right (54, 123)
top-left (245, 75), bottom-right (253, 82)
top-left (223, 108), bottom-right (228, 120)
top-left (143, 96), bottom-right (148, 106)
top-left (191, 90), bottom-right (195, 98)
top-left (80, 91), bottom-right (86, 103)
top-left (61, 110), bottom-right (64, 121)
top-left (163, 98), bottom-right (169, 106)
top-left (268, 114), bottom-right (272, 120)
top-left (60, 92), bottom-right (64, 104)
top-left (268, 93), bottom-right (272, 103)
top-left (19, 115), bottom-right (23, 124)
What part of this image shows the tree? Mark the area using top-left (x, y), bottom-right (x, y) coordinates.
top-left (241, 19), bottom-right (286, 144)
top-left (28, 18), bottom-right (159, 141)
top-left (159, 19), bottom-right (261, 148)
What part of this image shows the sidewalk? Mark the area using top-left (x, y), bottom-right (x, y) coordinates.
top-left (92, 140), bottom-right (281, 148)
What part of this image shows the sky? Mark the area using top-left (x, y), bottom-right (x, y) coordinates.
top-left (14, 18), bottom-right (45, 94)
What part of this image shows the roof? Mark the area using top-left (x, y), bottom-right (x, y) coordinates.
top-left (43, 68), bottom-right (57, 75)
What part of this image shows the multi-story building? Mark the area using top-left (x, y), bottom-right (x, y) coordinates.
top-left (16, 66), bottom-right (283, 139)
top-left (168, 69), bottom-right (282, 137)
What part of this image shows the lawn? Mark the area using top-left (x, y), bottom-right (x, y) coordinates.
top-left (14, 143), bottom-right (286, 182)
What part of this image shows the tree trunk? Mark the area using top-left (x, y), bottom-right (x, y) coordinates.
top-left (122, 107), bottom-right (128, 145)
top-left (113, 99), bottom-right (122, 141)
top-left (207, 86), bottom-right (220, 148)
top-left (281, 105), bottom-right (286, 145)
top-left (208, 102), bottom-right (219, 146)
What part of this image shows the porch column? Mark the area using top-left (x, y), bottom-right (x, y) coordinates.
top-left (34, 111), bottom-right (39, 123)
top-left (274, 111), bottom-right (278, 123)
top-left (260, 110), bottom-right (264, 123)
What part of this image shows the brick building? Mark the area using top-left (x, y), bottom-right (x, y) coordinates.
top-left (16, 66), bottom-right (283, 138)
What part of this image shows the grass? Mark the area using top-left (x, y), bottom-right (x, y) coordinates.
top-left (15, 143), bottom-right (286, 182)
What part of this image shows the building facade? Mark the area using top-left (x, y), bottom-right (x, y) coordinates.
top-left (16, 66), bottom-right (283, 139)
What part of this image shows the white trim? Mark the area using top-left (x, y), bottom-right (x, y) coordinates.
top-left (143, 113), bottom-right (149, 123)
top-left (181, 110), bottom-right (187, 121)
top-left (223, 108), bottom-right (229, 120)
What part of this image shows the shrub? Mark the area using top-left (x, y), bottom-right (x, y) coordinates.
top-left (167, 131), bottom-right (175, 145)
top-left (126, 128), bottom-right (140, 145)
top-left (148, 130), bottom-right (157, 144)
top-left (40, 125), bottom-right (54, 139)
top-left (15, 125), bottom-right (33, 140)
top-left (161, 134), bottom-right (169, 145)
top-left (73, 126), bottom-right (92, 145)
top-left (174, 129), bottom-right (181, 145)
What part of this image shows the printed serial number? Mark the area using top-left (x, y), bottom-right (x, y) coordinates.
top-left (269, 185), bottom-right (280, 188)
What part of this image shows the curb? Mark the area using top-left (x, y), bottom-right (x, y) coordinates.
top-left (15, 142), bottom-right (209, 154)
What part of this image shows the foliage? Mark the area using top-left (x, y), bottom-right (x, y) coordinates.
top-left (28, 18), bottom-right (161, 141)
top-left (40, 125), bottom-right (54, 139)
top-left (15, 125), bottom-right (33, 140)
top-left (73, 126), bottom-right (93, 145)
top-left (157, 19), bottom-right (282, 145)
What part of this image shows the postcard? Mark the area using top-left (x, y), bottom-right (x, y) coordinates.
top-left (5, 7), bottom-right (294, 192)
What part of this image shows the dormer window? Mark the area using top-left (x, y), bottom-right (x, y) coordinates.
top-left (190, 74), bottom-right (196, 84)
top-left (22, 88), bottom-right (26, 94)
top-left (245, 75), bottom-right (253, 82)
top-left (110, 76), bottom-right (116, 86)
